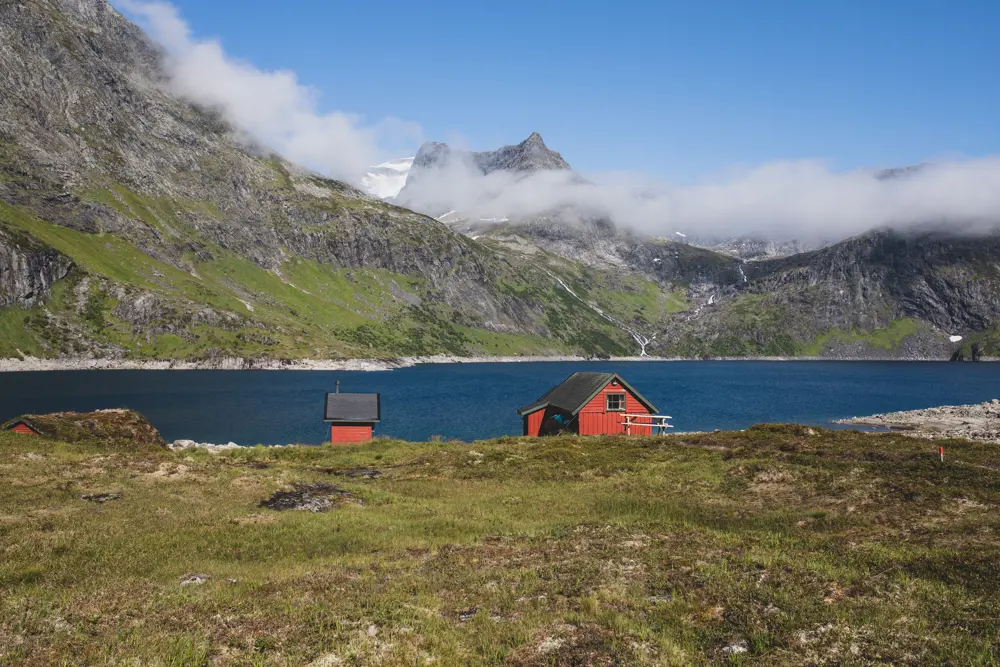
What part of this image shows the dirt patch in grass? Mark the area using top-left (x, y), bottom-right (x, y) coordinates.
top-left (330, 466), bottom-right (382, 479)
top-left (80, 492), bottom-right (121, 503)
top-left (507, 622), bottom-right (639, 666)
top-left (144, 462), bottom-right (204, 482)
top-left (259, 482), bottom-right (363, 512)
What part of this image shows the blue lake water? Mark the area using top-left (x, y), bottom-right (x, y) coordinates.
top-left (0, 361), bottom-right (997, 445)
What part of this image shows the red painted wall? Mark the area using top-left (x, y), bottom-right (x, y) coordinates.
top-left (524, 410), bottom-right (545, 436)
top-left (578, 382), bottom-right (653, 436)
top-left (330, 424), bottom-right (373, 444)
top-left (10, 423), bottom-right (37, 436)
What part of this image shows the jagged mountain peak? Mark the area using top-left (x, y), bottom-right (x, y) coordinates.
top-left (521, 132), bottom-right (545, 146)
top-left (482, 132), bottom-right (569, 173)
top-left (405, 133), bottom-right (570, 176)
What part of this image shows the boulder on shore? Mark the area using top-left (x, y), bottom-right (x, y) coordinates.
top-left (2, 409), bottom-right (168, 449)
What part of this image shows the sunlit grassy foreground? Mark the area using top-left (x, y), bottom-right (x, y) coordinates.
top-left (1, 426), bottom-right (998, 665)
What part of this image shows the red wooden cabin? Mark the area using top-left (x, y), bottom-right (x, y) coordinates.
top-left (324, 388), bottom-right (380, 444)
top-left (5, 420), bottom-right (40, 436)
top-left (518, 372), bottom-right (667, 437)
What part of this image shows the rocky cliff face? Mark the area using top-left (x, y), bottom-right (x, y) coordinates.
top-left (0, 227), bottom-right (73, 308)
top-left (752, 230), bottom-right (1000, 333)
top-left (650, 228), bottom-right (1000, 358)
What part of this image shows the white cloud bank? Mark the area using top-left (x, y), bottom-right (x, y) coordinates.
top-left (395, 156), bottom-right (1000, 241)
top-left (118, 1), bottom-right (1000, 242)
top-left (116, 0), bottom-right (422, 183)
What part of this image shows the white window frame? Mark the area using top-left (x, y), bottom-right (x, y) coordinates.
top-left (606, 393), bottom-right (627, 412)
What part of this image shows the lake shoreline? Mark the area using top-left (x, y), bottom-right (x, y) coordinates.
top-left (836, 399), bottom-right (1000, 443)
top-left (0, 353), bottom-right (995, 372)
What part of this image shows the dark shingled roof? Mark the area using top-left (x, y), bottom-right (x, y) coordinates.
top-left (324, 393), bottom-right (381, 423)
top-left (517, 372), bottom-right (657, 416)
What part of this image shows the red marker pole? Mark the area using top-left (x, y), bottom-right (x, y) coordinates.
top-left (939, 446), bottom-right (944, 464)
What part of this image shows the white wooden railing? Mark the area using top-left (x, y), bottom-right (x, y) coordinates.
top-left (621, 414), bottom-right (674, 435)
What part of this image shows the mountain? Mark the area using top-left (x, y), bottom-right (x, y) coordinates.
top-left (0, 0), bottom-right (669, 362)
top-left (412, 132), bottom-right (570, 176)
top-left (650, 228), bottom-right (1000, 359)
top-left (360, 157), bottom-right (413, 200)
top-left (364, 130), bottom-right (1000, 361)
top-left (394, 132), bottom-right (573, 216)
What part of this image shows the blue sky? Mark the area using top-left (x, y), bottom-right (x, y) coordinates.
top-left (135, 0), bottom-right (997, 179)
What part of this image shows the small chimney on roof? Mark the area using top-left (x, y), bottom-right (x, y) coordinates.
top-left (335, 380), bottom-right (340, 394)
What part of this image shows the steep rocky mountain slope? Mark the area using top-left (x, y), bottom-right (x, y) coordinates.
top-left (0, 0), bottom-right (666, 361)
top-left (651, 228), bottom-right (1000, 358)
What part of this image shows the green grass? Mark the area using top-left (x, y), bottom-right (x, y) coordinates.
top-left (459, 326), bottom-right (567, 356)
top-left (0, 306), bottom-right (44, 357)
top-left (798, 318), bottom-right (923, 356)
top-left (665, 294), bottom-right (801, 357)
top-left (2, 425), bottom-right (999, 665)
top-left (585, 274), bottom-right (689, 324)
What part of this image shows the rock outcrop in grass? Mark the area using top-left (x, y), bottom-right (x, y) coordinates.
top-left (3, 409), bottom-right (167, 449)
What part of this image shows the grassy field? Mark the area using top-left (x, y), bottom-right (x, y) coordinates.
top-left (1, 426), bottom-right (999, 665)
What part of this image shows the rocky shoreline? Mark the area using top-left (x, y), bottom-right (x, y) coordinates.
top-left (1, 354), bottom-right (996, 372)
top-left (0, 354), bottom-right (591, 372)
top-left (836, 399), bottom-right (1000, 443)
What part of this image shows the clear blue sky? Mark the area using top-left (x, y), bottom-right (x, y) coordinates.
top-left (152, 0), bottom-right (998, 179)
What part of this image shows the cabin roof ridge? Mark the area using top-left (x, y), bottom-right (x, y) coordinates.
top-left (517, 371), bottom-right (657, 416)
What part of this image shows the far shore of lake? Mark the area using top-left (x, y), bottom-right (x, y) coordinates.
top-left (0, 353), bottom-right (996, 372)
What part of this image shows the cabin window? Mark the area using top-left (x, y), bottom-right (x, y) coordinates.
top-left (606, 393), bottom-right (626, 412)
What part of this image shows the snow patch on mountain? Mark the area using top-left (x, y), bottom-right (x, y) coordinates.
top-left (361, 157), bottom-right (413, 199)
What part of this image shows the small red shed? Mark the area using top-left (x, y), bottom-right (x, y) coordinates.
top-left (517, 372), bottom-right (669, 437)
top-left (324, 389), bottom-right (380, 444)
top-left (5, 420), bottom-right (40, 436)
